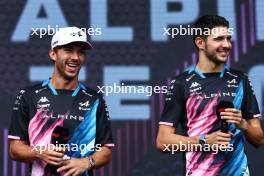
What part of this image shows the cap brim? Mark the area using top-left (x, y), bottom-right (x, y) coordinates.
top-left (53, 41), bottom-right (93, 50)
top-left (78, 41), bottom-right (93, 50)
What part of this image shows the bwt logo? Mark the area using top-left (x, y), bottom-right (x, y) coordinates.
top-left (11, 0), bottom-right (264, 42)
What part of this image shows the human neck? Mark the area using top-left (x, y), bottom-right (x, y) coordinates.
top-left (50, 75), bottom-right (78, 90)
top-left (196, 53), bottom-right (225, 73)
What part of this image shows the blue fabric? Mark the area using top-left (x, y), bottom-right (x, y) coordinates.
top-left (65, 99), bottom-right (99, 176)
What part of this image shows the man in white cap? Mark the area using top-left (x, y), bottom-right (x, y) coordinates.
top-left (9, 27), bottom-right (114, 176)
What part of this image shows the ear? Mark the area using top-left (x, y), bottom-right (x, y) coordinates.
top-left (49, 49), bottom-right (56, 62)
top-left (195, 37), bottom-right (205, 50)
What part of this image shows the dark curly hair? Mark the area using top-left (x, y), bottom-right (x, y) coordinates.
top-left (192, 15), bottom-right (229, 43)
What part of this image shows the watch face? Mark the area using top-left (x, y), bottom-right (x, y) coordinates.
top-left (199, 140), bottom-right (206, 145)
top-left (199, 135), bottom-right (206, 145)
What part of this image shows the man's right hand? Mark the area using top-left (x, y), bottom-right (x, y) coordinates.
top-left (205, 130), bottom-right (233, 149)
top-left (35, 146), bottom-right (66, 166)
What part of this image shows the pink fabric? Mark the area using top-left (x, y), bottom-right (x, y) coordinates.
top-left (185, 92), bottom-right (224, 175)
top-left (186, 94), bottom-right (218, 136)
top-left (28, 109), bottom-right (67, 176)
top-left (186, 153), bottom-right (223, 176)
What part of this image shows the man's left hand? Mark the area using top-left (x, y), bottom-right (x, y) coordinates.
top-left (57, 158), bottom-right (89, 176)
top-left (220, 108), bottom-right (248, 130)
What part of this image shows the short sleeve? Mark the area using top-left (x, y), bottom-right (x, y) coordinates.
top-left (241, 76), bottom-right (261, 120)
top-left (159, 79), bottom-right (185, 127)
top-left (8, 89), bottom-right (30, 141)
top-left (95, 95), bottom-right (114, 148)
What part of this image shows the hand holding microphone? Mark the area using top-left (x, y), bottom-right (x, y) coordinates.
top-left (43, 126), bottom-right (69, 175)
top-left (218, 101), bottom-right (247, 131)
top-left (216, 101), bottom-right (234, 133)
top-left (37, 126), bottom-right (68, 166)
top-left (204, 101), bottom-right (245, 151)
top-left (205, 130), bottom-right (233, 150)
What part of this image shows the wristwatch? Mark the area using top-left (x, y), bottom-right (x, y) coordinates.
top-left (199, 134), bottom-right (206, 146)
top-left (87, 156), bottom-right (96, 170)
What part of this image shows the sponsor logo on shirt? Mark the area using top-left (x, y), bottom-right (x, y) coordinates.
top-left (13, 90), bottom-right (26, 110)
top-left (14, 100), bottom-right (20, 105)
top-left (82, 90), bottom-right (93, 97)
top-left (16, 90), bottom-right (25, 100)
top-left (37, 97), bottom-right (50, 108)
top-left (186, 74), bottom-right (196, 82)
top-left (41, 113), bottom-right (84, 121)
top-left (79, 100), bottom-right (90, 111)
top-left (192, 91), bottom-right (237, 100)
top-left (226, 79), bottom-right (238, 88)
top-left (38, 97), bottom-right (49, 103)
top-left (190, 82), bottom-right (200, 88)
top-left (226, 71), bottom-right (238, 78)
top-left (169, 79), bottom-right (175, 89)
top-left (189, 81), bottom-right (202, 92)
top-left (35, 87), bottom-right (47, 94)
top-left (248, 79), bottom-right (256, 95)
top-left (104, 103), bottom-right (111, 120)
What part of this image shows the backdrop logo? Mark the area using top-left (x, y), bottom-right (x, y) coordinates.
top-left (11, 0), bottom-right (264, 42)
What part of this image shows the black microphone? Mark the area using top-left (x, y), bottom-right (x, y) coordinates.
top-left (51, 126), bottom-right (69, 145)
top-left (216, 101), bottom-right (234, 133)
top-left (45, 126), bottom-right (69, 176)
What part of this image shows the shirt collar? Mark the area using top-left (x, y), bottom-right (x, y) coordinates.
top-left (42, 79), bottom-right (86, 96)
top-left (188, 65), bottom-right (230, 78)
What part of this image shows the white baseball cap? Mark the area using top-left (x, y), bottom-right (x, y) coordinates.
top-left (51, 27), bottom-right (92, 50)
